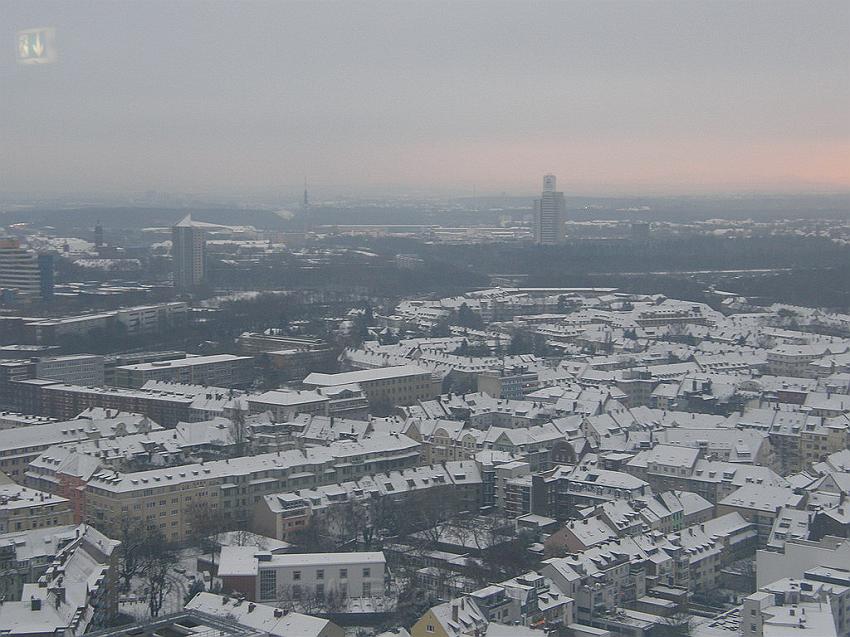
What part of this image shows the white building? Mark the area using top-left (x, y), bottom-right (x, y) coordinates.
top-left (218, 548), bottom-right (386, 604)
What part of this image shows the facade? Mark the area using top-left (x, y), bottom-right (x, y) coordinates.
top-left (477, 366), bottom-right (539, 400)
top-left (0, 484), bottom-right (73, 533)
top-left (0, 412), bottom-right (158, 482)
top-left (35, 354), bottom-right (105, 386)
top-left (17, 302), bottom-right (187, 344)
top-left (0, 237), bottom-right (52, 301)
top-left (248, 389), bottom-right (330, 421)
top-left (172, 214), bottom-right (206, 288)
top-left (82, 433), bottom-right (421, 543)
top-left (533, 175), bottom-right (566, 246)
top-left (0, 524), bottom-right (120, 637)
top-left (255, 461), bottom-right (483, 542)
top-left (238, 333), bottom-right (336, 381)
top-left (219, 548), bottom-right (386, 604)
top-left (303, 365), bottom-right (439, 408)
top-left (742, 574), bottom-right (850, 637)
top-left (12, 380), bottom-right (196, 425)
top-left (111, 354), bottom-right (254, 388)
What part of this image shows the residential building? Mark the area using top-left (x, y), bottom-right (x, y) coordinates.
top-left (82, 433), bottom-right (421, 542)
top-left (0, 411), bottom-right (158, 482)
top-left (112, 353), bottom-right (254, 389)
top-left (303, 365), bottom-right (439, 408)
top-left (0, 484), bottom-right (73, 533)
top-left (255, 461), bottom-right (482, 542)
top-left (248, 389), bottom-right (330, 420)
top-left (0, 524), bottom-right (120, 637)
top-left (184, 592), bottom-right (344, 637)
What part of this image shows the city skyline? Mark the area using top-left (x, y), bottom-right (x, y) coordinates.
top-left (2, 0), bottom-right (848, 197)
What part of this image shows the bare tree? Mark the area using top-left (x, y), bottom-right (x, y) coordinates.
top-left (407, 486), bottom-right (462, 548)
top-left (116, 517), bottom-right (148, 593)
top-left (325, 584), bottom-right (349, 613)
top-left (187, 501), bottom-right (226, 567)
top-left (139, 529), bottom-right (179, 618)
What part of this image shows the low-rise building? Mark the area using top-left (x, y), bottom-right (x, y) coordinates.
top-left (219, 548), bottom-right (386, 605)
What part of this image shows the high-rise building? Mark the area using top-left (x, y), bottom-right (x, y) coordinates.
top-left (0, 238), bottom-right (53, 301)
top-left (94, 221), bottom-right (104, 248)
top-left (172, 215), bottom-right (206, 289)
top-left (533, 174), bottom-right (566, 245)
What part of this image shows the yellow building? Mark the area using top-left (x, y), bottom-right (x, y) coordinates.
top-left (0, 484), bottom-right (73, 533)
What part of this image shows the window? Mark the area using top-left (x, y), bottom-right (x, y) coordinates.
top-left (293, 570), bottom-right (301, 581)
top-left (363, 567), bottom-right (371, 578)
top-left (316, 569), bottom-right (324, 580)
top-left (362, 582), bottom-right (371, 597)
top-left (259, 569), bottom-right (276, 601)
top-left (427, 625), bottom-right (435, 633)
top-left (339, 568), bottom-right (348, 579)
top-left (316, 583), bottom-right (324, 599)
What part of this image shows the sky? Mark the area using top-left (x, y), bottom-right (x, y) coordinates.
top-left (2, 0), bottom-right (849, 198)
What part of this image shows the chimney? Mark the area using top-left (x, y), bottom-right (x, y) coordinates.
top-left (452, 602), bottom-right (459, 622)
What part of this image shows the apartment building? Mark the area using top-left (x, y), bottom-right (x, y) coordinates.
top-left (12, 380), bottom-right (197, 425)
top-left (237, 333), bottom-right (336, 381)
top-left (477, 366), bottom-right (539, 400)
top-left (303, 365), bottom-right (438, 408)
top-left (112, 353), bottom-right (254, 389)
top-left (255, 461), bottom-right (482, 542)
top-left (0, 411), bottom-right (157, 482)
top-left (248, 389), bottom-right (329, 421)
top-left (82, 433), bottom-right (421, 542)
top-left (0, 524), bottom-right (120, 636)
top-left (219, 549), bottom-right (386, 603)
top-left (717, 484), bottom-right (803, 545)
top-left (114, 302), bottom-right (189, 333)
top-left (532, 463), bottom-right (651, 520)
top-left (20, 302), bottom-right (187, 344)
top-left (624, 448), bottom-right (788, 503)
top-left (0, 484), bottom-right (73, 533)
top-left (766, 344), bottom-right (830, 377)
top-left (0, 524), bottom-right (84, 600)
top-left (742, 574), bottom-right (850, 637)
top-left (0, 354), bottom-right (104, 406)
top-left (412, 419), bottom-right (481, 464)
top-left (35, 354), bottom-right (105, 386)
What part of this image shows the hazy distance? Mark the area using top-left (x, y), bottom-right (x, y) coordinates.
top-left (2, 0), bottom-right (849, 198)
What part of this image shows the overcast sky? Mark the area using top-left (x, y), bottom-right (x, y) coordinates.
top-left (2, 0), bottom-right (848, 197)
